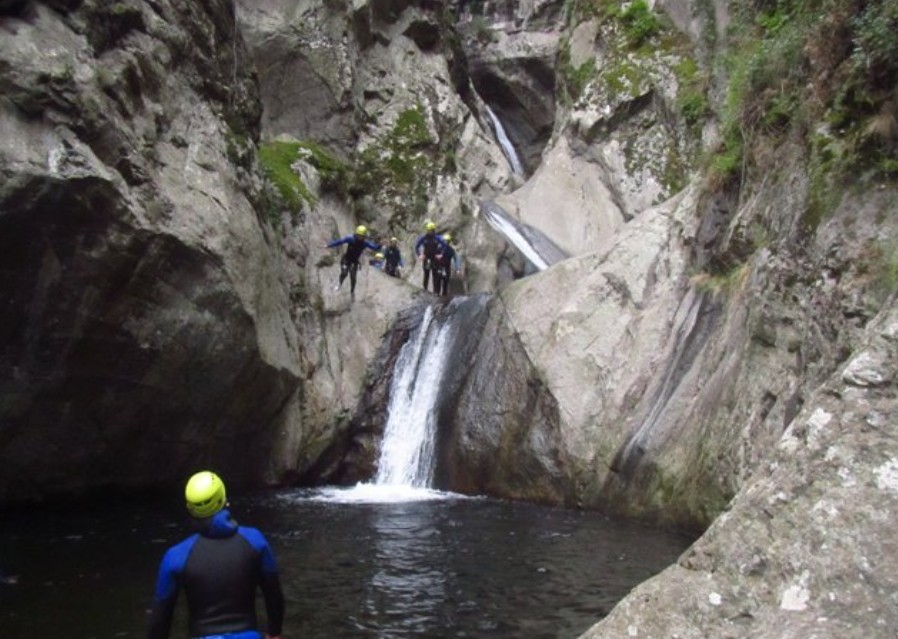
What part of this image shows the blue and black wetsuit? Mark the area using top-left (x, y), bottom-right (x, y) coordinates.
top-left (436, 241), bottom-right (459, 296)
top-left (383, 245), bottom-right (403, 277)
top-left (414, 232), bottom-right (448, 293)
top-left (146, 509), bottom-right (284, 639)
top-left (327, 234), bottom-right (380, 294)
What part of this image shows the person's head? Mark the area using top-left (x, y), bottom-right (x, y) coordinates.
top-left (390, 236), bottom-right (398, 246)
top-left (355, 225), bottom-right (368, 238)
top-left (425, 221), bottom-right (436, 234)
top-left (185, 471), bottom-right (227, 519)
top-left (375, 252), bottom-right (385, 261)
top-left (443, 233), bottom-right (452, 244)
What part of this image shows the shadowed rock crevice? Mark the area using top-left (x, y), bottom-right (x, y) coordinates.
top-left (0, 175), bottom-right (295, 499)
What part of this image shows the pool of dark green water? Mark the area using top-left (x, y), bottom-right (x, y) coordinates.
top-left (0, 487), bottom-right (692, 638)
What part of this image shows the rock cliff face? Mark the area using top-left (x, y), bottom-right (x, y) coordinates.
top-left (0, 0), bottom-right (301, 498)
top-left (3, 0), bottom-right (898, 635)
top-left (246, 0), bottom-right (898, 635)
top-left (582, 295), bottom-right (898, 636)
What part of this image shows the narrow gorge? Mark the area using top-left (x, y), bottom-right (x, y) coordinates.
top-left (2, 0), bottom-right (897, 636)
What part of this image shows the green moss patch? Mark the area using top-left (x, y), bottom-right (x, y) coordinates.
top-left (349, 105), bottom-right (436, 222)
top-left (258, 139), bottom-right (348, 214)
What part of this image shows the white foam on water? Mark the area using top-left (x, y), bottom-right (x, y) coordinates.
top-left (294, 484), bottom-right (463, 504)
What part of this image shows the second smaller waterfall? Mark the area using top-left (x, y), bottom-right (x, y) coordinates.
top-left (486, 106), bottom-right (524, 176)
top-left (481, 201), bottom-right (568, 271)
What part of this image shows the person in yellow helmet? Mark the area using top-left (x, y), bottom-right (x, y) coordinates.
top-left (324, 224), bottom-right (380, 300)
top-left (414, 222), bottom-right (449, 293)
top-left (436, 232), bottom-right (461, 296)
top-left (146, 471), bottom-right (284, 639)
top-left (382, 237), bottom-right (404, 278)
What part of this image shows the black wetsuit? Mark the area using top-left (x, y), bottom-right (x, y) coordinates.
top-left (384, 246), bottom-right (403, 277)
top-left (438, 243), bottom-right (457, 295)
top-left (328, 234), bottom-right (380, 294)
top-left (146, 509), bottom-right (284, 639)
top-left (414, 232), bottom-right (447, 293)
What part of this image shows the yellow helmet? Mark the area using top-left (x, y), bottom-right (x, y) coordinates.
top-left (355, 225), bottom-right (368, 236)
top-left (425, 221), bottom-right (436, 231)
top-left (443, 233), bottom-right (452, 243)
top-left (185, 471), bottom-right (227, 518)
top-left (390, 237), bottom-right (398, 243)
top-left (375, 252), bottom-right (385, 260)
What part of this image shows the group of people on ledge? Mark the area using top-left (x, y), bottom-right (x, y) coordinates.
top-left (323, 221), bottom-right (462, 299)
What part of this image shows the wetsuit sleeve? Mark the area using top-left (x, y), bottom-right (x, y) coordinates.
top-left (146, 592), bottom-right (177, 639)
top-left (260, 571), bottom-right (285, 636)
top-left (327, 236), bottom-right (350, 248)
top-left (146, 538), bottom-right (195, 639)
top-left (366, 240), bottom-right (380, 251)
top-left (414, 235), bottom-right (423, 254)
top-left (238, 527), bottom-right (285, 635)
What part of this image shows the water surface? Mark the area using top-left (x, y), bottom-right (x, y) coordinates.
top-left (1, 487), bottom-right (692, 638)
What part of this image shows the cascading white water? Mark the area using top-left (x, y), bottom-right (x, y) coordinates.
top-left (483, 208), bottom-right (550, 271)
top-left (486, 106), bottom-right (525, 175)
top-left (374, 305), bottom-right (453, 487)
top-left (308, 301), bottom-right (479, 504)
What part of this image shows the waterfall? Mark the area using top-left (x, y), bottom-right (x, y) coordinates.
top-left (481, 201), bottom-right (568, 271)
top-left (374, 306), bottom-right (454, 487)
top-left (486, 106), bottom-right (525, 176)
top-left (310, 296), bottom-right (490, 503)
top-left (484, 207), bottom-right (549, 271)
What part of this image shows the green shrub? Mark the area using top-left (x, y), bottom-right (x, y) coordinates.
top-left (347, 105), bottom-right (436, 221)
top-left (258, 141), bottom-right (314, 211)
top-left (674, 58), bottom-right (709, 126)
top-left (851, 2), bottom-right (898, 88)
top-left (616, 0), bottom-right (662, 47)
top-left (708, 0), bottom-right (898, 205)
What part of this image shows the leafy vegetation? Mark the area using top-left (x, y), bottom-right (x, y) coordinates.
top-left (349, 105), bottom-right (435, 222)
top-left (692, 263), bottom-right (751, 297)
top-left (707, 0), bottom-right (898, 226)
top-left (558, 0), bottom-right (703, 203)
top-left (674, 58), bottom-right (709, 127)
top-left (613, 0), bottom-right (663, 47)
top-left (558, 42), bottom-right (596, 103)
top-left (258, 139), bottom-right (348, 216)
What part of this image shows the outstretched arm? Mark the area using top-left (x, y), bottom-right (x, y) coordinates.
top-left (325, 236), bottom-right (350, 249)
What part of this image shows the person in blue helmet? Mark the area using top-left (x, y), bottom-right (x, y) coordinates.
top-left (414, 221), bottom-right (449, 293)
top-left (146, 471), bottom-right (284, 639)
top-left (324, 225), bottom-right (380, 299)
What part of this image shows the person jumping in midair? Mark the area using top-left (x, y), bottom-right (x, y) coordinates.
top-left (324, 225), bottom-right (380, 299)
top-left (414, 221), bottom-right (449, 293)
